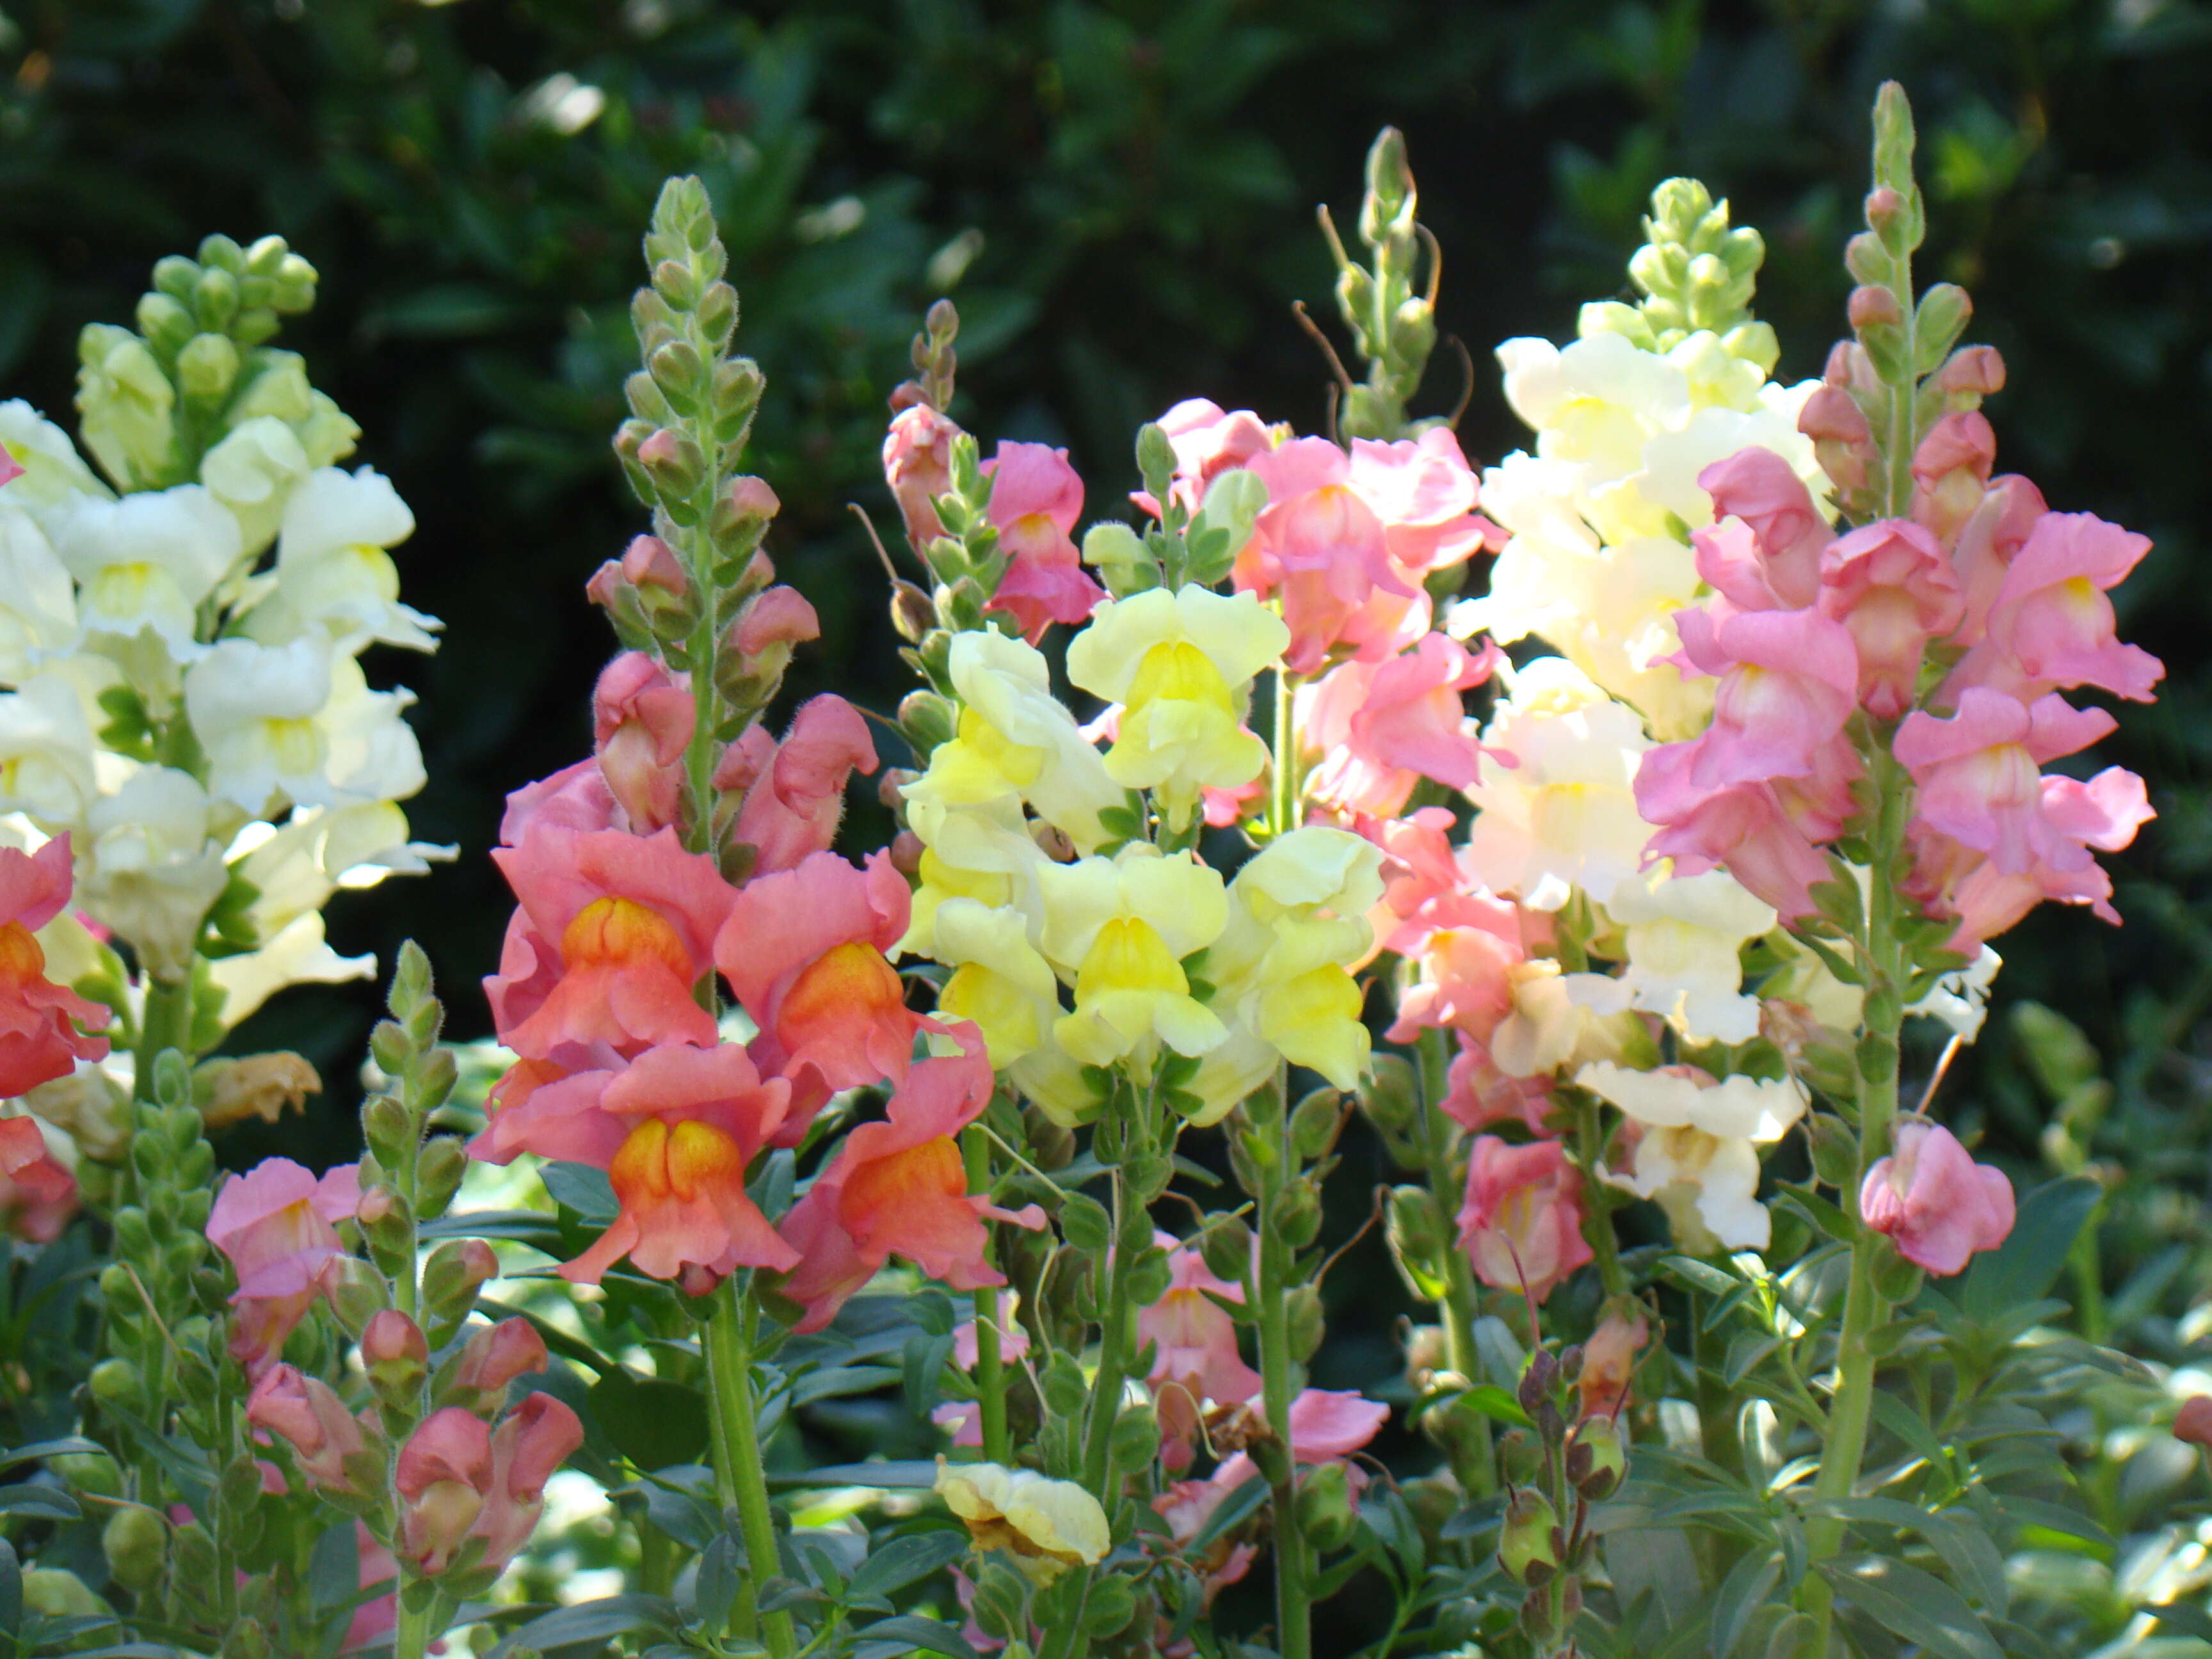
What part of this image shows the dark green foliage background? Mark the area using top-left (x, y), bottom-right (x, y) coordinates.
top-left (6, 0), bottom-right (2212, 1549)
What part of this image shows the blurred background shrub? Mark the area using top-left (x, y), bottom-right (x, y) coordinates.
top-left (4, 0), bottom-right (2211, 1519)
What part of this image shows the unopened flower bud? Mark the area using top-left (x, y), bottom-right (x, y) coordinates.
top-left (727, 474), bottom-right (781, 524)
top-left (898, 690), bottom-right (957, 757)
top-left (2176, 1396), bottom-right (2212, 1450)
top-left (102, 1507), bottom-right (168, 1592)
top-left (355, 1183), bottom-right (397, 1228)
top-left (451, 1317), bottom-right (549, 1400)
top-left (327, 1257), bottom-right (392, 1336)
top-left (1199, 1216), bottom-right (1253, 1285)
top-left (1499, 1487), bottom-right (1562, 1586)
top-left (1934, 344), bottom-right (2006, 402)
top-left (889, 830), bottom-right (926, 878)
top-left (1270, 1180), bottom-right (1322, 1251)
top-left (421, 1237), bottom-right (499, 1322)
top-left (1030, 821), bottom-right (1077, 862)
top-left (90, 1358), bottom-right (138, 1402)
top-left (1847, 285), bottom-right (1902, 329)
top-left (1566, 1414), bottom-right (1628, 1500)
top-left (1288, 1088), bottom-right (1341, 1162)
top-left (176, 332), bottom-right (240, 405)
top-left (1386, 1185), bottom-right (1447, 1276)
top-left (1516, 1350), bottom-right (1559, 1420)
top-left (1356, 1054), bottom-right (1419, 1141)
top-left (1294, 1461), bottom-right (1358, 1552)
top-left (1285, 1283), bottom-right (1324, 1363)
top-left (890, 579), bottom-right (936, 643)
top-left (362, 1309), bottom-right (427, 1369)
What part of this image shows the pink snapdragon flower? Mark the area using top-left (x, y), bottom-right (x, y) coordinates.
top-left (1816, 520), bottom-right (1962, 719)
top-left (1458, 1136), bottom-right (1592, 1303)
top-left (209, 1158), bottom-right (362, 1374)
top-left (1141, 1230), bottom-right (1260, 1470)
top-left (1895, 688), bottom-right (2117, 876)
top-left (982, 442), bottom-right (1102, 640)
top-left (1298, 634), bottom-right (1498, 819)
top-left (1134, 398), bottom-right (1274, 518)
top-left (1438, 1039), bottom-right (1555, 1137)
top-left (591, 652), bottom-right (694, 834)
top-left (393, 1394), bottom-right (582, 1577)
top-left (0, 1116), bottom-right (74, 1242)
top-left (1859, 1119), bottom-right (2014, 1275)
top-left (717, 694), bottom-right (878, 875)
top-left (714, 849), bottom-right (919, 1121)
top-left (1672, 606), bottom-right (1859, 789)
top-left (1697, 447), bottom-right (1827, 607)
top-left (774, 1041), bottom-right (1046, 1332)
top-left (246, 1363), bottom-right (370, 1491)
top-left (883, 403), bottom-right (961, 549)
top-left (1946, 511), bottom-right (2165, 705)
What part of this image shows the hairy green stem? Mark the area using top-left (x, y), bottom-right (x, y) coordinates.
top-left (1573, 1090), bottom-right (1629, 1301)
top-left (134, 977), bottom-right (195, 1103)
top-left (706, 1282), bottom-right (796, 1659)
top-left (1255, 1071), bottom-right (1312, 1659)
top-left (1080, 1164), bottom-right (1136, 1493)
top-left (393, 1596), bottom-right (436, 1659)
top-left (962, 1125), bottom-right (1011, 1465)
top-left (1413, 1029), bottom-right (1482, 1386)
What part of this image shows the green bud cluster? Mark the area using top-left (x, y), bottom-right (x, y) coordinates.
top-left (1578, 177), bottom-right (1777, 371)
top-left (77, 232), bottom-right (351, 493)
top-left (1320, 128), bottom-right (1441, 441)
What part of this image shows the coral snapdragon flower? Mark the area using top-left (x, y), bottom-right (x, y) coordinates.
top-left (775, 1040), bottom-right (1045, 1332)
top-left (0, 837), bottom-right (109, 1097)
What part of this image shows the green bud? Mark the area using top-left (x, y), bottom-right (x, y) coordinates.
top-left (1199, 1216), bottom-right (1253, 1285)
top-left (1110, 1403), bottom-right (1160, 1478)
top-left (175, 332), bottom-right (239, 406)
top-left (1565, 1414), bottom-right (1628, 1500)
top-left (897, 690), bottom-right (957, 758)
top-left (191, 264), bottom-right (241, 332)
top-left (1855, 1028), bottom-right (1898, 1084)
top-left (422, 1238), bottom-right (499, 1320)
top-left (418, 1135), bottom-right (467, 1219)
top-left (1356, 1054), bottom-right (1419, 1143)
top-left (1807, 1114), bottom-right (1860, 1190)
top-left (1286, 1283), bottom-right (1324, 1363)
top-left (362, 1092), bottom-right (413, 1166)
top-left (54, 1450), bottom-right (122, 1499)
top-left (1041, 1352), bottom-right (1089, 1418)
top-left (152, 255), bottom-right (200, 301)
top-left (1288, 1088), bottom-right (1341, 1162)
top-left (26, 1565), bottom-right (113, 1625)
top-left (1386, 1185), bottom-right (1449, 1297)
top-left (1058, 1192), bottom-right (1111, 1255)
top-left (103, 1505), bottom-right (168, 1591)
top-left (1870, 1235), bottom-right (1924, 1304)
top-left (1499, 1486), bottom-right (1562, 1586)
top-left (1271, 1180), bottom-right (1322, 1251)
top-left (327, 1257), bottom-right (391, 1335)
top-left (1294, 1460), bottom-right (1358, 1552)
top-left (1080, 521), bottom-right (1158, 598)
top-left (1913, 284), bottom-right (1972, 374)
top-left (1421, 1391), bottom-right (1496, 1493)
top-left (1078, 1570), bottom-right (1136, 1636)
top-left (1125, 1244), bottom-right (1173, 1308)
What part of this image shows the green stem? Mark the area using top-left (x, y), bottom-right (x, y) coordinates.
top-left (706, 1281), bottom-right (796, 1659)
top-left (1412, 1029), bottom-right (1492, 1496)
top-left (1255, 1070), bottom-right (1312, 1659)
top-left (962, 1126), bottom-right (1011, 1466)
top-left (1270, 666), bottom-right (1301, 837)
top-left (1080, 1165), bottom-right (1136, 1493)
top-left (1573, 1090), bottom-right (1628, 1301)
top-left (392, 1596), bottom-right (435, 1659)
top-left (1800, 768), bottom-right (1909, 1651)
top-left (133, 977), bottom-right (195, 1103)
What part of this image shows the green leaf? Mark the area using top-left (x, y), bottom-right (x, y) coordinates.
top-left (854, 1614), bottom-right (984, 1659)
top-left (2145, 1603), bottom-right (2212, 1642)
top-left (488, 1594), bottom-right (682, 1658)
top-left (846, 1530), bottom-right (968, 1603)
top-left (768, 1460), bottom-right (941, 1491)
top-left (587, 1372), bottom-right (710, 1471)
top-left (1711, 1549), bottom-right (1781, 1659)
top-left (1189, 1474), bottom-right (1269, 1552)
top-left (540, 1161), bottom-right (619, 1226)
top-left (1803, 1496), bottom-right (2007, 1613)
top-left (1821, 1555), bottom-right (2003, 1659)
top-left (1659, 1256), bottom-right (1740, 1297)
top-left (1959, 1177), bottom-right (2099, 1324)
top-left (1450, 1384), bottom-right (1534, 1429)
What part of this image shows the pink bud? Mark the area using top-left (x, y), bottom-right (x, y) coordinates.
top-left (1934, 346), bottom-right (2007, 401)
top-left (362, 1310), bottom-right (427, 1368)
top-left (1864, 186), bottom-right (1905, 228)
top-left (356, 1185), bottom-right (396, 1226)
top-left (635, 429), bottom-right (682, 469)
top-left (1847, 285), bottom-right (1902, 328)
top-left (728, 475), bottom-right (781, 522)
top-left (453, 1318), bottom-right (549, 1396)
top-left (395, 1407), bottom-right (495, 1577)
top-left (2177, 1396), bottom-right (2212, 1450)
top-left (734, 585), bottom-right (820, 655)
top-left (454, 1239), bottom-right (500, 1286)
top-left (621, 534), bottom-right (687, 595)
top-left (582, 560), bottom-right (625, 610)
top-left (1859, 1120), bottom-right (2014, 1276)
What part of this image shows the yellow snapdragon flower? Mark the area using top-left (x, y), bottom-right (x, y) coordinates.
top-left (934, 1458), bottom-right (1110, 1585)
top-left (1065, 587), bottom-right (1287, 830)
top-left (932, 896), bottom-right (1063, 1068)
top-left (1039, 846), bottom-right (1228, 1068)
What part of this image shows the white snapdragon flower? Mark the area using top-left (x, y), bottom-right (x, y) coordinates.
top-left (201, 416), bottom-right (311, 556)
top-left (1491, 961), bottom-right (1639, 1078)
top-left (77, 762), bottom-right (229, 979)
top-left (1603, 865), bottom-right (1777, 1045)
top-left (240, 466), bottom-right (441, 653)
top-left (0, 401), bottom-right (112, 535)
top-left (54, 484), bottom-right (243, 669)
top-left (0, 673), bottom-right (102, 825)
top-left (0, 508), bottom-right (81, 682)
top-left (1459, 657), bottom-right (1655, 911)
top-left (1910, 946), bottom-right (2002, 1043)
top-left (225, 354), bottom-right (361, 469)
top-left (1578, 1061), bottom-right (1809, 1251)
top-left (227, 800), bottom-right (452, 944)
top-left (185, 637), bottom-right (425, 814)
top-left (206, 911), bottom-right (374, 1027)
